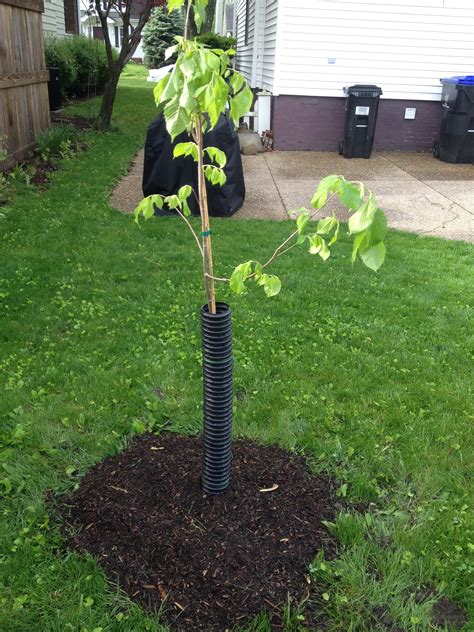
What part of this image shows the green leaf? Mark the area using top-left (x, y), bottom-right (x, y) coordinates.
top-left (204, 165), bottom-right (227, 187)
top-left (319, 238), bottom-right (330, 261)
top-left (366, 208), bottom-right (388, 246)
top-left (256, 274), bottom-right (282, 297)
top-left (204, 146), bottom-right (227, 168)
top-left (348, 195), bottom-right (377, 234)
top-left (230, 71), bottom-right (245, 94)
top-left (230, 261), bottom-right (252, 295)
top-left (168, 0), bottom-right (185, 12)
top-left (338, 179), bottom-right (362, 211)
top-left (360, 242), bottom-right (386, 271)
top-left (328, 220), bottom-right (340, 245)
top-left (308, 235), bottom-right (322, 255)
top-left (351, 230), bottom-right (368, 263)
top-left (296, 208), bottom-right (309, 234)
top-left (179, 80), bottom-right (196, 113)
top-left (134, 196), bottom-right (162, 222)
top-left (178, 185), bottom-right (193, 202)
top-left (154, 74), bottom-right (171, 106)
top-left (311, 175), bottom-right (340, 209)
top-left (182, 199), bottom-right (191, 216)
top-left (164, 98), bottom-right (190, 140)
top-left (229, 85), bottom-right (253, 126)
top-left (174, 142), bottom-right (199, 161)
top-left (193, 0), bottom-right (209, 32)
top-left (316, 216), bottom-right (336, 235)
top-left (165, 194), bottom-right (180, 210)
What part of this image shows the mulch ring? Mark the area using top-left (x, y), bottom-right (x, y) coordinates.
top-left (58, 432), bottom-right (339, 631)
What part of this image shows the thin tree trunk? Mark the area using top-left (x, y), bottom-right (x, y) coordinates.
top-left (196, 120), bottom-right (216, 314)
top-left (96, 65), bottom-right (120, 131)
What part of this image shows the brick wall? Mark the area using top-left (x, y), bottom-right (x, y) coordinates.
top-left (272, 95), bottom-right (442, 152)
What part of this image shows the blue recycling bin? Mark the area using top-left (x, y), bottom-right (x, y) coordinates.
top-left (435, 75), bottom-right (474, 163)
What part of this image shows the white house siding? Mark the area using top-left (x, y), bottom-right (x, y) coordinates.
top-left (275, 0), bottom-right (474, 101)
top-left (235, 0), bottom-right (256, 83)
top-left (261, 0), bottom-right (278, 91)
top-left (43, 0), bottom-right (66, 38)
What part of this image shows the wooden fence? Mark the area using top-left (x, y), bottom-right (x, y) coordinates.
top-left (0, 0), bottom-right (50, 169)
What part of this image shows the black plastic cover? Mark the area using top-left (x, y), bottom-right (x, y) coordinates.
top-left (142, 113), bottom-right (245, 217)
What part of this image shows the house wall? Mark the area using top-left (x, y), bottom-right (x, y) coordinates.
top-left (272, 96), bottom-right (442, 151)
top-left (261, 0), bottom-right (278, 92)
top-left (275, 0), bottom-right (474, 101)
top-left (42, 0), bottom-right (66, 37)
top-left (262, 0), bottom-right (474, 151)
top-left (236, 0), bottom-right (278, 91)
top-left (235, 0), bottom-right (256, 81)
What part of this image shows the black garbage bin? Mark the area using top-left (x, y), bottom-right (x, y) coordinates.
top-left (47, 67), bottom-right (61, 111)
top-left (435, 76), bottom-right (474, 164)
top-left (339, 85), bottom-right (382, 159)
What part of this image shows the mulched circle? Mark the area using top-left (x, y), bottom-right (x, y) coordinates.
top-left (59, 433), bottom-right (338, 630)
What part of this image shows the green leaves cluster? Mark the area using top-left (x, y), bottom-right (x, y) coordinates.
top-left (154, 2), bottom-right (253, 140)
top-left (303, 175), bottom-right (387, 272)
top-left (228, 175), bottom-right (387, 298)
top-left (230, 261), bottom-right (281, 298)
top-left (173, 143), bottom-right (228, 187)
top-left (134, 185), bottom-right (193, 221)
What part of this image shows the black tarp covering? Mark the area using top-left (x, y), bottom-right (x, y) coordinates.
top-left (142, 113), bottom-right (245, 217)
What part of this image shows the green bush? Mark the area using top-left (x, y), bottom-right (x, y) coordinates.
top-left (195, 32), bottom-right (236, 52)
top-left (44, 37), bottom-right (78, 97)
top-left (45, 36), bottom-right (117, 99)
top-left (142, 6), bottom-right (184, 69)
top-left (36, 124), bottom-right (79, 158)
top-left (67, 36), bottom-right (114, 97)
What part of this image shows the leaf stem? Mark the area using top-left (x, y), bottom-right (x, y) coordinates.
top-left (174, 207), bottom-right (204, 257)
top-left (249, 193), bottom-right (338, 277)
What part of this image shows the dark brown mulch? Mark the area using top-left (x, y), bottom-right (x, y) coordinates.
top-left (432, 597), bottom-right (468, 630)
top-left (51, 113), bottom-right (95, 131)
top-left (59, 433), bottom-right (338, 631)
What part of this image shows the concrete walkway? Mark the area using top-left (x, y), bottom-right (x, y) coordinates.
top-left (110, 150), bottom-right (474, 242)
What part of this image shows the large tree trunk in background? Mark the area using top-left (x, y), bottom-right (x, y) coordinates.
top-left (203, 0), bottom-right (216, 33)
top-left (188, 0), bottom-right (216, 37)
top-left (96, 65), bottom-right (121, 131)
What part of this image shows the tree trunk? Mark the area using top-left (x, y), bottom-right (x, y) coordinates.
top-left (203, 0), bottom-right (216, 33)
top-left (188, 0), bottom-right (216, 38)
top-left (96, 66), bottom-right (120, 131)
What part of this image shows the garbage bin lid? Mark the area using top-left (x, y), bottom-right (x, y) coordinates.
top-left (345, 84), bottom-right (383, 96)
top-left (443, 75), bottom-right (474, 85)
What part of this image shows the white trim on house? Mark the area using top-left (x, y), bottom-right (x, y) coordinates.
top-left (236, 0), bottom-right (474, 101)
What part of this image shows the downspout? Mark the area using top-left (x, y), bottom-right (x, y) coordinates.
top-left (251, 0), bottom-right (263, 88)
top-left (215, 0), bottom-right (225, 35)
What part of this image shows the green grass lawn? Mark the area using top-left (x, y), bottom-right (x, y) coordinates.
top-left (0, 64), bottom-right (472, 631)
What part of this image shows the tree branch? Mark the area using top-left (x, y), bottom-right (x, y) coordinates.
top-left (174, 207), bottom-right (204, 258)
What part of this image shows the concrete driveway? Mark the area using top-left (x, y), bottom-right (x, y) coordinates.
top-left (110, 150), bottom-right (474, 242)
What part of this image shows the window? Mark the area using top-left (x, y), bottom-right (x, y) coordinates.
top-left (114, 24), bottom-right (130, 48)
top-left (244, 0), bottom-right (250, 46)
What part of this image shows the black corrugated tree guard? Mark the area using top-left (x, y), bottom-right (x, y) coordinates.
top-left (135, 0), bottom-right (388, 494)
